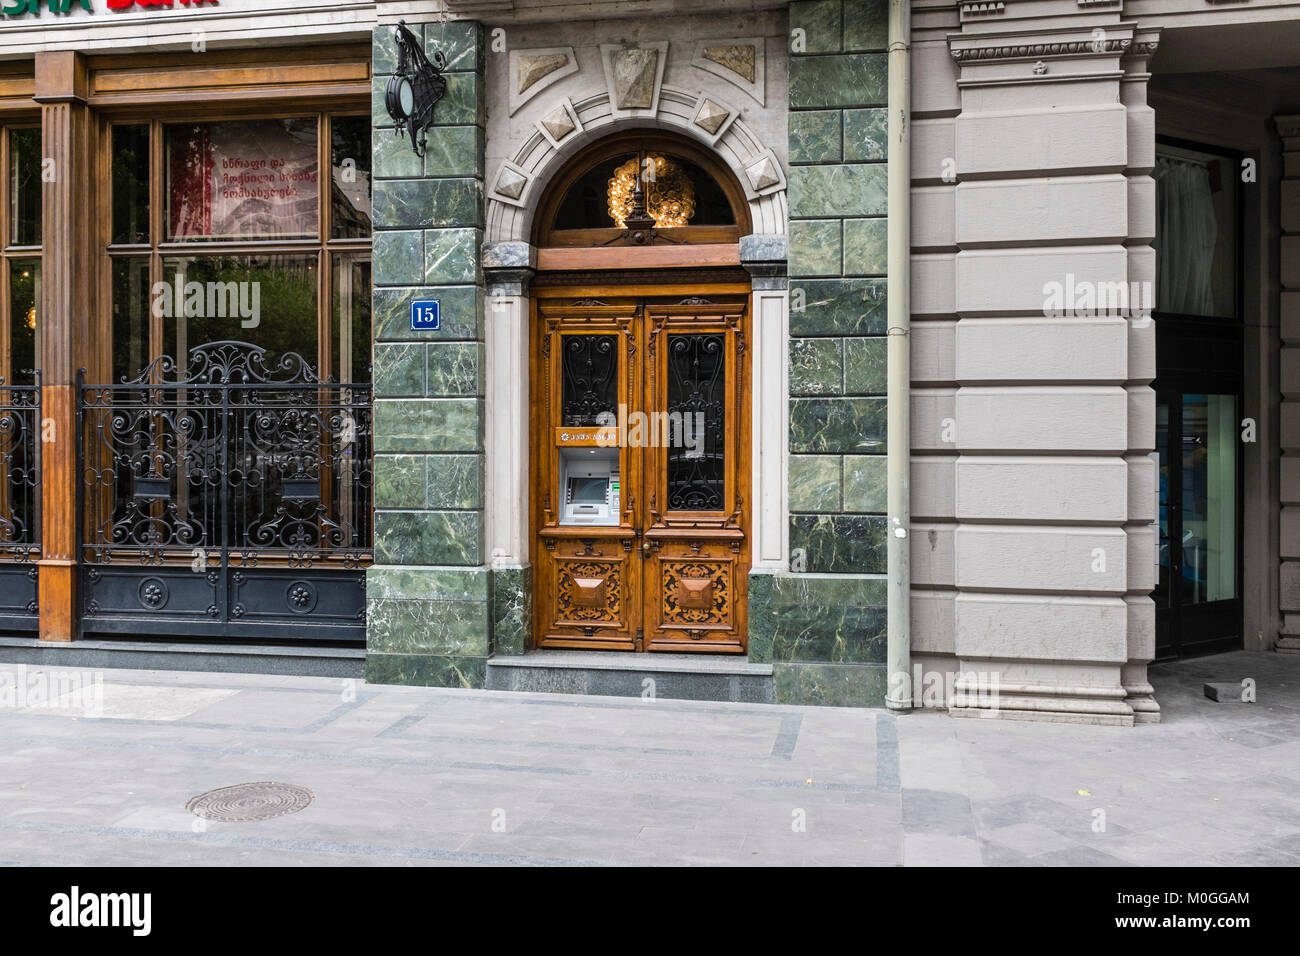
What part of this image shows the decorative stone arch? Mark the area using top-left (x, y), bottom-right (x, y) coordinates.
top-left (485, 84), bottom-right (789, 245)
top-left (482, 82), bottom-right (791, 625)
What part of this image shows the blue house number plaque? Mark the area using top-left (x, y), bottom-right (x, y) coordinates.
top-left (411, 299), bottom-right (440, 331)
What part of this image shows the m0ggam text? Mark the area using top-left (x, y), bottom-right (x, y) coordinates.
top-left (1117, 893), bottom-right (1249, 906)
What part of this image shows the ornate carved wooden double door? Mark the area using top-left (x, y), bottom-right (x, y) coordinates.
top-left (531, 290), bottom-right (750, 653)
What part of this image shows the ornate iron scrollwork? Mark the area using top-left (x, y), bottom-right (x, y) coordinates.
top-left (0, 373), bottom-right (40, 563)
top-left (78, 341), bottom-right (373, 637)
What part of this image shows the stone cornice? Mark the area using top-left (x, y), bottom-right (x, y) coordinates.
top-left (948, 22), bottom-right (1157, 64)
top-left (951, 38), bottom-right (1130, 62)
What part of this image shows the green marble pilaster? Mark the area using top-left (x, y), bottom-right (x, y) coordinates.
top-left (774, 0), bottom-right (892, 706)
top-left (368, 19), bottom-right (489, 688)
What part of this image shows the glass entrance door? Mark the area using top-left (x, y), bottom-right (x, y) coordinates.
top-left (1155, 392), bottom-right (1241, 658)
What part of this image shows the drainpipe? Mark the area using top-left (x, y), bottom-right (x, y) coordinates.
top-left (884, 0), bottom-right (912, 712)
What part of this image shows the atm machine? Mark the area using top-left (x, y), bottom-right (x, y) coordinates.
top-left (558, 446), bottom-right (620, 526)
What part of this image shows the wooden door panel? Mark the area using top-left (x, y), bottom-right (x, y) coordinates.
top-left (539, 532), bottom-right (638, 650)
top-left (640, 299), bottom-right (749, 653)
top-left (530, 290), bottom-right (750, 654)
top-left (643, 540), bottom-right (745, 651)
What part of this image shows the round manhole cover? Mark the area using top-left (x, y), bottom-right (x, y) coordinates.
top-left (186, 782), bottom-right (313, 822)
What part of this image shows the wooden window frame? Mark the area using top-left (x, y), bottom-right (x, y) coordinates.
top-left (533, 130), bottom-right (753, 251)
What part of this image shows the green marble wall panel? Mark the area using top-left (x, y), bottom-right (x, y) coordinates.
top-left (789, 0), bottom-right (843, 54)
top-left (426, 342), bottom-right (482, 396)
top-left (789, 454), bottom-right (842, 512)
top-left (374, 178), bottom-right (484, 229)
top-left (844, 336), bottom-right (887, 395)
top-left (367, 566), bottom-right (489, 602)
top-left (491, 565), bottom-right (532, 657)
top-left (749, 571), bottom-right (887, 663)
top-left (843, 0), bottom-right (888, 53)
top-left (789, 220), bottom-right (842, 277)
top-left (843, 216), bottom-right (888, 275)
top-left (368, 598), bottom-right (490, 655)
top-left (424, 228), bottom-right (482, 285)
top-left (369, 20), bottom-right (490, 689)
top-left (773, 662), bottom-right (887, 706)
top-left (373, 399), bottom-right (481, 453)
top-left (436, 72), bottom-right (485, 127)
top-left (375, 510), bottom-right (481, 566)
top-left (843, 454), bottom-right (887, 513)
top-left (426, 454), bottom-right (482, 510)
top-left (373, 130), bottom-right (424, 179)
top-left (427, 19), bottom-right (482, 73)
top-left (366, 653), bottom-right (487, 689)
top-left (789, 397), bottom-right (886, 453)
top-left (843, 108), bottom-right (888, 161)
top-left (372, 342), bottom-right (426, 397)
top-left (789, 110), bottom-right (842, 164)
top-left (422, 126), bottom-right (484, 178)
top-left (790, 515), bottom-right (887, 573)
top-left (789, 337), bottom-right (843, 395)
top-left (747, 571), bottom-right (775, 663)
top-left (373, 231), bottom-right (424, 286)
top-left (788, 278), bottom-right (886, 336)
top-left (374, 454), bottom-right (426, 509)
top-left (788, 164), bottom-right (887, 218)
top-left (374, 286), bottom-right (482, 342)
top-left (789, 54), bottom-right (887, 110)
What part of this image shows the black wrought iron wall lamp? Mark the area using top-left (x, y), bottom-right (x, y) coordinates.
top-left (385, 19), bottom-right (448, 158)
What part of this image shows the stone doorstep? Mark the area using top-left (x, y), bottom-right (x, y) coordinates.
top-left (485, 650), bottom-right (776, 703)
top-left (0, 636), bottom-right (365, 680)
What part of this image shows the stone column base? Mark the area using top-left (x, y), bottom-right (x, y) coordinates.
top-left (949, 671), bottom-right (1135, 727)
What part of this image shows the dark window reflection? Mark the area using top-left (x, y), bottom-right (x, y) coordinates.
top-left (112, 125), bottom-right (150, 245)
top-left (9, 128), bottom-right (41, 247)
top-left (330, 116), bottom-right (372, 239)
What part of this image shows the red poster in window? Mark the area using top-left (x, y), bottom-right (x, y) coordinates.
top-left (168, 120), bottom-right (318, 240)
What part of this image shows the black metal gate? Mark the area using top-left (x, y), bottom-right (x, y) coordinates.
top-left (78, 341), bottom-right (372, 642)
top-left (0, 374), bottom-right (39, 631)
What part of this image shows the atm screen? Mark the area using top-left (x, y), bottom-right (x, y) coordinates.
top-left (568, 477), bottom-right (608, 504)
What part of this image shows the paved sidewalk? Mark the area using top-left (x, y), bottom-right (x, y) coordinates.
top-left (0, 650), bottom-right (1296, 866)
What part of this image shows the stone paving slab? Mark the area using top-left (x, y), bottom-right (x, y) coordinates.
top-left (0, 650), bottom-right (1297, 866)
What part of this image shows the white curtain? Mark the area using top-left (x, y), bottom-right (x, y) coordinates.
top-left (1154, 156), bottom-right (1218, 316)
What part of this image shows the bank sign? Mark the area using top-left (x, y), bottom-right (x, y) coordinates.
top-left (1, 0), bottom-right (217, 15)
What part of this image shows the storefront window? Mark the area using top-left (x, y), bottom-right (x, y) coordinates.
top-left (9, 127), bottom-right (41, 248)
top-left (8, 260), bottom-right (38, 387)
top-left (3, 127), bottom-right (41, 389)
top-left (1154, 143), bottom-right (1238, 320)
top-left (165, 119), bottom-right (319, 242)
top-left (110, 258), bottom-right (149, 383)
top-left (111, 125), bottom-right (150, 246)
top-left (330, 116), bottom-right (372, 240)
top-left (159, 255), bottom-right (318, 370)
top-left (107, 114), bottom-right (371, 385)
top-left (332, 253), bottom-right (371, 385)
